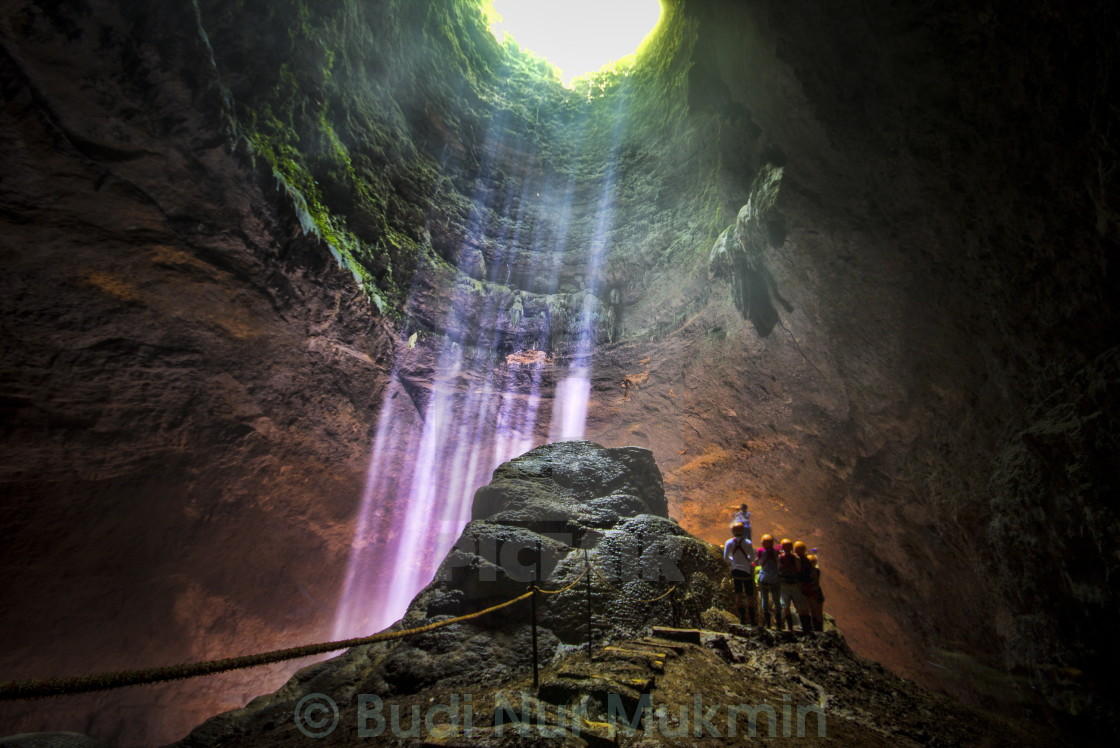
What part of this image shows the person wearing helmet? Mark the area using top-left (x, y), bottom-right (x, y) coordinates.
top-left (755, 534), bottom-right (781, 629)
top-left (776, 538), bottom-right (808, 632)
top-left (792, 541), bottom-right (815, 634)
top-left (723, 521), bottom-right (756, 626)
top-left (804, 553), bottom-right (825, 632)
top-left (731, 502), bottom-right (752, 541)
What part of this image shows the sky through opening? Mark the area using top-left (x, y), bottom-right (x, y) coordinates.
top-left (486, 0), bottom-right (663, 86)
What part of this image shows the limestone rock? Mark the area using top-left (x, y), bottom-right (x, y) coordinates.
top-left (708, 163), bottom-right (792, 337)
top-left (471, 441), bottom-right (668, 522)
top-left (173, 442), bottom-right (731, 745)
top-left (3, 0), bottom-right (1118, 742)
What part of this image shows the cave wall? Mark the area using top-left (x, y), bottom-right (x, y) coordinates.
top-left (0, 0), bottom-right (713, 742)
top-left (0, 0), bottom-right (400, 743)
top-left (1, 0), bottom-right (1117, 744)
top-left (621, 0), bottom-right (1120, 726)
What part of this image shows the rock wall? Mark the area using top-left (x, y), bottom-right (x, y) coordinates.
top-left (0, 1), bottom-right (399, 743)
top-left (1, 0), bottom-right (1117, 744)
top-left (635, 0), bottom-right (1120, 729)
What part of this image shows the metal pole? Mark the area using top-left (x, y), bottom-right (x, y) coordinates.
top-left (671, 585), bottom-right (680, 628)
top-left (530, 583), bottom-right (539, 690)
top-left (535, 540), bottom-right (543, 587)
top-left (532, 540), bottom-right (541, 689)
top-left (585, 548), bottom-right (592, 657)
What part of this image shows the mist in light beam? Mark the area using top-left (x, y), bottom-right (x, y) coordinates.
top-left (331, 73), bottom-right (634, 640)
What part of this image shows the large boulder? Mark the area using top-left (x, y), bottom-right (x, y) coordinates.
top-left (394, 441), bottom-right (723, 689)
top-left (471, 441), bottom-right (668, 524)
top-left (174, 442), bottom-right (729, 746)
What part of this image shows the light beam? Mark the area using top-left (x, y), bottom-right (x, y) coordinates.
top-left (487, 0), bottom-right (663, 85)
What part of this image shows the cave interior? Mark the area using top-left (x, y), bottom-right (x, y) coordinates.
top-left (1, 0), bottom-right (1118, 745)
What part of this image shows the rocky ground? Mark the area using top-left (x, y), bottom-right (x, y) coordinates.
top-left (156, 442), bottom-right (1058, 748)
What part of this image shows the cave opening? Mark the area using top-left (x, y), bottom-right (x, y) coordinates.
top-left (485, 0), bottom-right (665, 86)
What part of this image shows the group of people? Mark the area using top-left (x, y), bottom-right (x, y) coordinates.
top-left (723, 503), bottom-right (825, 633)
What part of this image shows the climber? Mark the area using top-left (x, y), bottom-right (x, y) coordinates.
top-left (755, 534), bottom-right (781, 629)
top-left (723, 521), bottom-right (756, 626)
top-left (804, 553), bottom-right (825, 632)
top-left (731, 502), bottom-right (752, 541)
top-left (776, 538), bottom-right (808, 632)
top-left (793, 541), bottom-right (816, 634)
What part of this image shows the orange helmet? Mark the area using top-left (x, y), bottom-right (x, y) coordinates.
top-left (761, 534), bottom-right (775, 547)
top-left (793, 541), bottom-right (808, 556)
top-left (780, 538), bottom-right (793, 551)
top-left (730, 522), bottom-right (746, 537)
top-left (806, 553), bottom-right (819, 566)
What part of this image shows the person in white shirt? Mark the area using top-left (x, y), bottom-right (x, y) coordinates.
top-left (723, 522), bottom-right (756, 625)
top-left (732, 503), bottom-right (752, 541)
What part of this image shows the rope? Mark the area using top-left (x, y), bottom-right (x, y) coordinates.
top-left (3, 561), bottom-right (677, 701)
top-left (634, 585), bottom-right (677, 604)
top-left (589, 562), bottom-right (626, 593)
top-left (0, 590), bottom-right (533, 701)
top-left (536, 563), bottom-right (588, 595)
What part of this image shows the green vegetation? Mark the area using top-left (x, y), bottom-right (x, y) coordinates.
top-left (195, 0), bottom-right (731, 328)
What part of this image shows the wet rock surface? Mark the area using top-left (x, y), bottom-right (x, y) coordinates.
top-left (0, 0), bottom-right (408, 743)
top-left (1, 0), bottom-right (1117, 744)
top-left (471, 441), bottom-right (668, 523)
top-left (168, 441), bottom-right (721, 745)
top-left (169, 442), bottom-right (1057, 747)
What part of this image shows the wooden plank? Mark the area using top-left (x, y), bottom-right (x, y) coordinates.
top-left (649, 627), bottom-right (702, 644)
